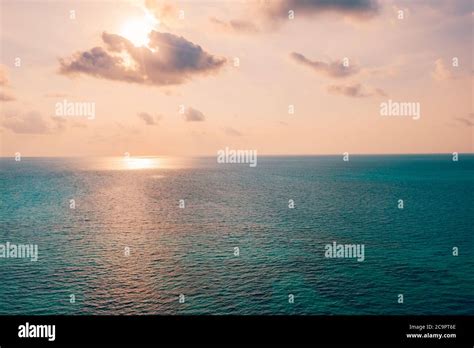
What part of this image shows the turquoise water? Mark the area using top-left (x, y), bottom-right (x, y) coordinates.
top-left (0, 155), bottom-right (473, 315)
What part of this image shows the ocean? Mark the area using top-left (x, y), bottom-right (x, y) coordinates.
top-left (0, 155), bottom-right (473, 315)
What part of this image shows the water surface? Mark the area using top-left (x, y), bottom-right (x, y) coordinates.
top-left (0, 155), bottom-right (472, 315)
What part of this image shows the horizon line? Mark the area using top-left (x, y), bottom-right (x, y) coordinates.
top-left (1, 152), bottom-right (473, 159)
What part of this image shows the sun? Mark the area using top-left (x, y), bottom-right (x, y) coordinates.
top-left (119, 11), bottom-right (158, 48)
top-left (120, 20), bottom-right (152, 47)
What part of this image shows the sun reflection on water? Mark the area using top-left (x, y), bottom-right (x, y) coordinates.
top-left (76, 156), bottom-right (196, 171)
top-left (123, 157), bottom-right (158, 170)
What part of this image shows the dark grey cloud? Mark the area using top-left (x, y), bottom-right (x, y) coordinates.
top-left (290, 52), bottom-right (359, 78)
top-left (262, 0), bottom-right (380, 22)
top-left (208, 0), bottom-right (380, 35)
top-left (59, 31), bottom-right (226, 86)
top-left (413, 0), bottom-right (471, 16)
top-left (184, 107), bottom-right (205, 122)
top-left (210, 17), bottom-right (259, 33)
top-left (138, 112), bottom-right (161, 125)
top-left (327, 83), bottom-right (386, 98)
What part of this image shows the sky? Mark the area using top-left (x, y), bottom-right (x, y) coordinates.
top-left (0, 0), bottom-right (472, 157)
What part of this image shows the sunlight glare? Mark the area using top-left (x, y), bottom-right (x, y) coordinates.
top-left (120, 8), bottom-right (158, 48)
top-left (124, 157), bottom-right (158, 170)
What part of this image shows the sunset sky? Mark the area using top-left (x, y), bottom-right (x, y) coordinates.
top-left (0, 0), bottom-right (472, 157)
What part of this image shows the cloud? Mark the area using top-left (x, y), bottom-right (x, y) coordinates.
top-left (0, 65), bottom-right (9, 86)
top-left (215, 0), bottom-right (380, 34)
top-left (0, 65), bottom-right (17, 101)
top-left (0, 91), bottom-right (16, 102)
top-left (209, 17), bottom-right (259, 33)
top-left (454, 113), bottom-right (474, 127)
top-left (327, 83), bottom-right (386, 98)
top-left (291, 52), bottom-right (398, 80)
top-left (184, 107), bottom-right (205, 122)
top-left (291, 51), bottom-right (391, 97)
top-left (290, 52), bottom-right (359, 78)
top-left (432, 58), bottom-right (454, 81)
top-left (328, 83), bottom-right (368, 97)
top-left (71, 121), bottom-right (88, 129)
top-left (52, 116), bottom-right (68, 132)
top-left (416, 0), bottom-right (472, 16)
top-left (454, 117), bottom-right (473, 127)
top-left (374, 87), bottom-right (388, 97)
top-left (59, 31), bottom-right (226, 86)
top-left (137, 112), bottom-right (161, 125)
top-left (144, 0), bottom-right (177, 27)
top-left (260, 0), bottom-right (380, 23)
top-left (2, 111), bottom-right (65, 134)
top-left (362, 64), bottom-right (400, 79)
top-left (224, 127), bottom-right (243, 136)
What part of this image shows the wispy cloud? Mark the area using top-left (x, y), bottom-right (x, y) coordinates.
top-left (44, 92), bottom-right (72, 98)
top-left (2, 111), bottom-right (65, 134)
top-left (224, 127), bottom-right (243, 136)
top-left (0, 65), bottom-right (16, 102)
top-left (209, 17), bottom-right (259, 33)
top-left (454, 113), bottom-right (474, 127)
top-left (0, 91), bottom-right (16, 102)
top-left (290, 52), bottom-right (359, 78)
top-left (327, 83), bottom-right (386, 98)
top-left (0, 65), bottom-right (9, 86)
top-left (138, 112), bottom-right (161, 125)
top-left (144, 0), bottom-right (177, 28)
top-left (454, 117), bottom-right (473, 127)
